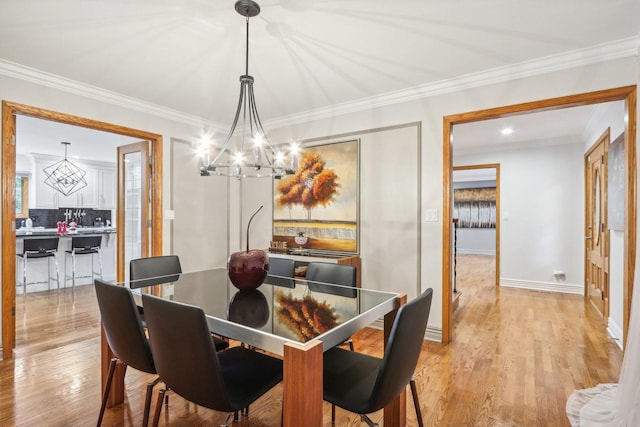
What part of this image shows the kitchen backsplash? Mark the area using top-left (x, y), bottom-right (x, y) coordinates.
top-left (17, 208), bottom-right (112, 229)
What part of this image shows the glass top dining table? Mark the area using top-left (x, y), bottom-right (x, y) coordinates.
top-left (126, 267), bottom-right (399, 357)
top-left (106, 267), bottom-right (407, 427)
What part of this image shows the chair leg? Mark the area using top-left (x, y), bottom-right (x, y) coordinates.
top-left (53, 255), bottom-right (60, 290)
top-left (360, 414), bottom-right (378, 427)
top-left (97, 250), bottom-right (103, 279)
top-left (151, 388), bottom-right (166, 427)
top-left (64, 253), bottom-right (67, 288)
top-left (348, 339), bottom-right (354, 351)
top-left (91, 253), bottom-right (95, 282)
top-left (71, 251), bottom-right (76, 290)
top-left (143, 377), bottom-right (162, 427)
top-left (22, 256), bottom-right (28, 302)
top-left (47, 256), bottom-right (51, 291)
top-left (97, 358), bottom-right (118, 426)
top-left (221, 413), bottom-right (234, 427)
top-left (331, 404), bottom-right (336, 424)
top-left (410, 378), bottom-right (424, 427)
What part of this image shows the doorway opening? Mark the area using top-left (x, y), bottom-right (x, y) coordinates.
top-left (2, 101), bottom-right (164, 359)
top-left (452, 165), bottom-right (500, 317)
top-left (441, 86), bottom-right (637, 344)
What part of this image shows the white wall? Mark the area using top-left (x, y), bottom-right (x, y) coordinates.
top-left (170, 139), bottom-right (229, 273)
top-left (456, 229), bottom-right (496, 255)
top-left (456, 142), bottom-right (585, 293)
top-left (0, 53), bottom-right (638, 348)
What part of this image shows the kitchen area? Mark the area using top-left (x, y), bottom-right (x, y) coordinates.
top-left (14, 115), bottom-right (139, 295)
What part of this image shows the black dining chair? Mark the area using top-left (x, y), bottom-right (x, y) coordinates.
top-left (141, 294), bottom-right (284, 427)
top-left (306, 262), bottom-right (357, 350)
top-left (130, 255), bottom-right (229, 351)
top-left (267, 256), bottom-right (296, 288)
top-left (322, 288), bottom-right (433, 427)
top-left (94, 279), bottom-right (159, 427)
top-left (129, 255), bottom-right (182, 289)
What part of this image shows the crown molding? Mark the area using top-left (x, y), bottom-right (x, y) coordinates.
top-left (267, 35), bottom-right (640, 128)
top-left (0, 59), bottom-right (223, 130)
top-left (1, 36), bottom-right (638, 131)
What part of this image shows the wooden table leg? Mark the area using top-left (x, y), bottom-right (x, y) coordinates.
top-left (283, 341), bottom-right (323, 427)
top-left (101, 323), bottom-right (126, 407)
top-left (384, 294), bottom-right (407, 427)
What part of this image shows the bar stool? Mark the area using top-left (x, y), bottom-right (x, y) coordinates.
top-left (16, 237), bottom-right (60, 300)
top-left (65, 235), bottom-right (103, 290)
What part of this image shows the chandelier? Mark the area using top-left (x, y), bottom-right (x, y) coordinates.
top-left (198, 0), bottom-right (298, 179)
top-left (43, 141), bottom-right (88, 196)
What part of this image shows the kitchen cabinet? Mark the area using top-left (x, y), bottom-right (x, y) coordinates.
top-left (99, 169), bottom-right (116, 209)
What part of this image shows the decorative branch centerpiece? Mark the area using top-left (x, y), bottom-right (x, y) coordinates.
top-left (228, 205), bottom-right (269, 290)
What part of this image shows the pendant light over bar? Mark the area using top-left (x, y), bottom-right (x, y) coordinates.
top-left (198, 0), bottom-right (298, 179)
top-left (43, 141), bottom-right (88, 196)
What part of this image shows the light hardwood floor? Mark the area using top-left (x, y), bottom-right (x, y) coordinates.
top-left (0, 256), bottom-right (623, 426)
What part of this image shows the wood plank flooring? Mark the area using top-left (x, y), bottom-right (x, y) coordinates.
top-left (0, 256), bottom-right (623, 426)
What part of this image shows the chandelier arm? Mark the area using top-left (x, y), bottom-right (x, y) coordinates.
top-left (241, 80), bottom-right (250, 155)
top-left (247, 83), bottom-right (276, 155)
top-left (210, 80), bottom-right (248, 167)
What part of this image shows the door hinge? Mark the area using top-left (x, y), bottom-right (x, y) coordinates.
top-left (11, 135), bottom-right (16, 146)
top-left (148, 219), bottom-right (152, 228)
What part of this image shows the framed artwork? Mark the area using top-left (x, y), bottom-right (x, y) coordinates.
top-left (273, 139), bottom-right (359, 255)
top-left (608, 132), bottom-right (625, 231)
top-left (453, 187), bottom-right (496, 228)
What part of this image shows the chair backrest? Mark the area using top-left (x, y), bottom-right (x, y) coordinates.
top-left (23, 237), bottom-right (59, 253)
top-left (305, 262), bottom-right (357, 298)
top-left (142, 294), bottom-right (235, 412)
top-left (129, 255), bottom-right (182, 289)
top-left (267, 257), bottom-right (296, 288)
top-left (94, 279), bottom-right (155, 374)
top-left (367, 288), bottom-right (433, 412)
top-left (71, 235), bottom-right (102, 250)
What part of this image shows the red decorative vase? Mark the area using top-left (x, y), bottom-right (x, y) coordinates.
top-left (228, 249), bottom-right (269, 290)
top-left (227, 205), bottom-right (268, 290)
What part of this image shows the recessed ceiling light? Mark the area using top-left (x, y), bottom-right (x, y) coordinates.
top-left (501, 127), bottom-right (513, 135)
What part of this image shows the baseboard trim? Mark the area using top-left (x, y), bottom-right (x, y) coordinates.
top-left (607, 318), bottom-right (624, 350)
top-left (500, 278), bottom-right (583, 295)
top-left (458, 249), bottom-right (496, 256)
top-left (369, 319), bottom-right (442, 342)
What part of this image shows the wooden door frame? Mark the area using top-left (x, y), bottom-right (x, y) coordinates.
top-left (452, 164), bottom-right (501, 287)
top-left (442, 85), bottom-right (637, 344)
top-left (2, 101), bottom-right (164, 359)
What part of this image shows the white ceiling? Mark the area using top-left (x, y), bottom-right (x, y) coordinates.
top-left (452, 101), bottom-right (623, 154)
top-left (1, 0), bottom-right (638, 126)
top-left (16, 115), bottom-right (139, 161)
top-left (2, 1), bottom-right (637, 158)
